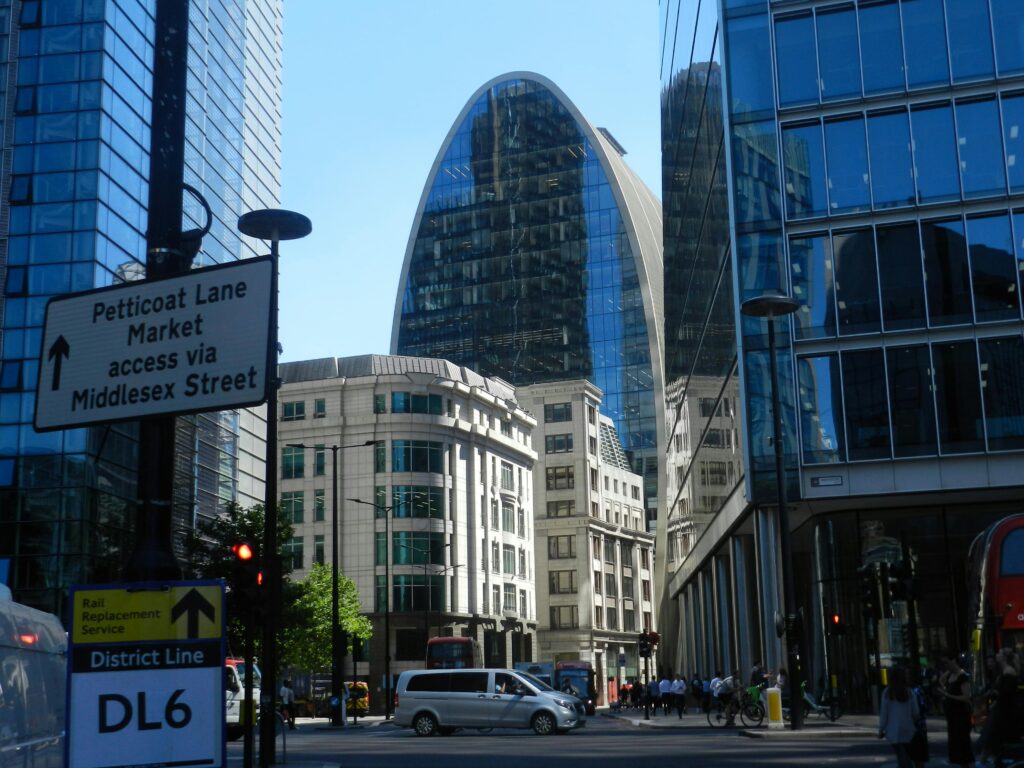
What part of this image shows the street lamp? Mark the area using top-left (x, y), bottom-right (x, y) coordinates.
top-left (740, 289), bottom-right (802, 731)
top-left (237, 208), bottom-right (311, 765)
top-left (285, 440), bottom-right (372, 726)
top-left (393, 540), bottom-right (452, 641)
top-left (434, 563), bottom-right (463, 638)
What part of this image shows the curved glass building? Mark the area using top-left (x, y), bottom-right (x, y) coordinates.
top-left (392, 73), bottom-right (664, 517)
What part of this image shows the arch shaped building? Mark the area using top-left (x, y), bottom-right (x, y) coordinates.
top-left (392, 72), bottom-right (665, 518)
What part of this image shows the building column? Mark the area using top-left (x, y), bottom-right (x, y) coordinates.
top-left (755, 505), bottom-right (782, 673)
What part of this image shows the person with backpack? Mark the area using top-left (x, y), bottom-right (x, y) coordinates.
top-left (878, 667), bottom-right (920, 768)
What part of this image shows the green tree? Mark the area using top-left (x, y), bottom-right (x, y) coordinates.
top-left (283, 562), bottom-right (372, 674)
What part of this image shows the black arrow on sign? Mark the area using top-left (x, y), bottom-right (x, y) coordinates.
top-left (48, 335), bottom-right (70, 391)
top-left (171, 588), bottom-right (216, 639)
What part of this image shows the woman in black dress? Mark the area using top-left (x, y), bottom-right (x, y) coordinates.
top-left (938, 651), bottom-right (974, 768)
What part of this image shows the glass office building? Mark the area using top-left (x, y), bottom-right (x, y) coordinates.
top-left (392, 72), bottom-right (665, 522)
top-left (0, 0), bottom-right (282, 612)
top-left (660, 0), bottom-right (1024, 709)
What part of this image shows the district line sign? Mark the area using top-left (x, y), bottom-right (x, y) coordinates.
top-left (35, 257), bottom-right (272, 431)
top-left (66, 580), bottom-right (225, 768)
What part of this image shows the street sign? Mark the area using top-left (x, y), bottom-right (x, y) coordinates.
top-left (67, 581), bottom-right (225, 768)
top-left (35, 257), bottom-right (272, 431)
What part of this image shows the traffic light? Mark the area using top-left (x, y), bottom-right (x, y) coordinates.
top-left (858, 565), bottom-right (878, 621)
top-left (230, 540), bottom-right (262, 621)
top-left (638, 631), bottom-right (651, 658)
top-left (827, 611), bottom-right (846, 635)
top-left (888, 560), bottom-right (912, 602)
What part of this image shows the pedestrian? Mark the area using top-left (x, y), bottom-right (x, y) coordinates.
top-left (279, 678), bottom-right (297, 730)
top-left (702, 673), bottom-right (713, 713)
top-left (878, 667), bottom-right (920, 768)
top-left (936, 651), bottom-right (973, 768)
top-left (658, 673), bottom-right (672, 715)
top-left (340, 681), bottom-right (350, 728)
top-left (690, 673), bottom-right (702, 714)
top-left (670, 674), bottom-right (687, 718)
top-left (631, 678), bottom-right (642, 709)
top-left (977, 647), bottom-right (1021, 766)
top-left (648, 676), bottom-right (660, 715)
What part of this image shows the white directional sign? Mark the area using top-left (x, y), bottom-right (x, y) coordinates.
top-left (35, 257), bottom-right (272, 431)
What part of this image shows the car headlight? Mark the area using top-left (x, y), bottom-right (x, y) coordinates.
top-left (554, 698), bottom-right (574, 710)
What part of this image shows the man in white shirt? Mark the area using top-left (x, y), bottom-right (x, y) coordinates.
top-left (658, 675), bottom-right (672, 715)
top-left (279, 679), bottom-right (296, 730)
top-left (670, 675), bottom-right (687, 717)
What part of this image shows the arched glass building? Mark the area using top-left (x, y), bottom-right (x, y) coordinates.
top-left (391, 73), bottom-right (665, 517)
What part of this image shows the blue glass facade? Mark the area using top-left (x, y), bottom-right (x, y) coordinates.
top-left (0, 0), bottom-right (282, 612)
top-left (393, 75), bottom-right (664, 516)
top-left (662, 0), bottom-right (1024, 709)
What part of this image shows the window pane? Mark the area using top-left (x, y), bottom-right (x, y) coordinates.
top-left (842, 348), bottom-right (891, 460)
top-left (966, 213), bottom-right (1019, 322)
top-left (945, 0), bottom-right (994, 82)
top-left (922, 218), bottom-right (972, 325)
top-left (933, 341), bottom-right (984, 453)
top-left (732, 120), bottom-right (781, 228)
top-left (860, 1), bottom-right (906, 94)
top-left (816, 6), bottom-right (861, 101)
top-left (876, 223), bottom-right (926, 330)
top-left (979, 336), bottom-right (1024, 450)
top-left (775, 14), bottom-right (818, 107)
top-left (825, 116), bottom-right (870, 213)
top-left (1013, 212), bottom-right (1024, 313)
top-left (782, 122), bottom-right (828, 218)
top-left (1001, 94), bottom-right (1024, 194)
top-left (726, 14), bottom-right (774, 117)
top-left (992, 0), bottom-right (1024, 75)
top-left (790, 235), bottom-right (836, 339)
top-left (901, 0), bottom-right (950, 88)
top-left (798, 355), bottom-right (845, 463)
top-left (867, 110), bottom-right (915, 208)
top-left (737, 231), bottom-right (784, 303)
top-left (956, 99), bottom-right (1007, 198)
top-left (911, 103), bottom-right (961, 203)
top-left (887, 345), bottom-right (938, 457)
top-left (832, 229), bottom-right (881, 334)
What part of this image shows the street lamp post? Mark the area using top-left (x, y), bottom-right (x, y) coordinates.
top-left (285, 440), bottom-right (372, 726)
top-left (435, 563), bottom-right (463, 638)
top-left (740, 289), bottom-right (802, 731)
top-left (237, 208), bottom-right (311, 766)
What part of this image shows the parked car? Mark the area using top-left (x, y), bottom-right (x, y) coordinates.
top-left (394, 668), bottom-right (586, 736)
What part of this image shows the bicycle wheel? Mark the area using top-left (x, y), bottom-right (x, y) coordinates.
top-left (707, 703), bottom-right (729, 728)
top-left (740, 702), bottom-right (764, 728)
top-left (827, 700), bottom-right (843, 722)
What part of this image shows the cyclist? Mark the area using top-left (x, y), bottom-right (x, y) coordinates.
top-left (714, 670), bottom-right (742, 724)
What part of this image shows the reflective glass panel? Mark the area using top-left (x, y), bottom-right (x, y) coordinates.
top-left (1001, 94), bottom-right (1024, 194)
top-left (816, 6), bottom-right (861, 101)
top-left (867, 110), bottom-right (915, 208)
top-left (832, 229), bottom-right (881, 334)
top-left (966, 213), bottom-right (1019, 322)
top-left (933, 341), bottom-right (984, 453)
top-left (901, 0), bottom-right (950, 88)
top-left (876, 223), bottom-right (926, 330)
top-left (910, 103), bottom-right (960, 203)
top-left (775, 14), bottom-right (818, 107)
top-left (1013, 212), bottom-right (1024, 313)
top-left (922, 218), bottom-right (972, 325)
top-left (790, 235), bottom-right (836, 339)
top-left (841, 348), bottom-right (891, 461)
top-left (732, 120), bottom-right (781, 228)
top-left (782, 122), bottom-right (827, 218)
top-left (945, 0), bottom-right (994, 82)
top-left (992, 0), bottom-right (1024, 75)
top-left (726, 14), bottom-right (774, 117)
top-left (887, 345), bottom-right (938, 457)
top-left (956, 99), bottom-right (1007, 198)
top-left (860, 1), bottom-right (906, 94)
top-left (737, 231), bottom-right (784, 302)
top-left (798, 354), bottom-right (845, 464)
top-left (978, 336), bottom-right (1024, 450)
top-left (825, 116), bottom-right (870, 213)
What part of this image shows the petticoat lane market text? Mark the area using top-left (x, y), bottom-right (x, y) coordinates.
top-left (72, 278), bottom-right (257, 412)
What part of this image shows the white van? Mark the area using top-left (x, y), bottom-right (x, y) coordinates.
top-left (394, 668), bottom-right (586, 736)
top-left (224, 658), bottom-right (261, 740)
top-left (0, 584), bottom-right (66, 768)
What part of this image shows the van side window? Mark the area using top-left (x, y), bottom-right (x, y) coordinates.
top-left (225, 668), bottom-right (239, 693)
top-left (407, 672), bottom-right (451, 692)
top-left (449, 672), bottom-right (489, 693)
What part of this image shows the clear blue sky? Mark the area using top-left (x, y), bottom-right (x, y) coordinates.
top-left (277, 1), bottom-right (662, 364)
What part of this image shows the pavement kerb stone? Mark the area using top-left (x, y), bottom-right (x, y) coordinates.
top-left (601, 710), bottom-right (878, 738)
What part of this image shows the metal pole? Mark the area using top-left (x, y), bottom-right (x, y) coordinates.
top-left (331, 445), bottom-right (341, 726)
top-left (385, 502), bottom-right (392, 719)
top-left (767, 318), bottom-right (803, 730)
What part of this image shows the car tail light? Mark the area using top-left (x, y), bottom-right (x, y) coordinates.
top-left (394, 691), bottom-right (399, 710)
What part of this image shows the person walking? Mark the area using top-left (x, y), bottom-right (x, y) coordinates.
top-left (977, 647), bottom-right (1021, 766)
top-left (878, 667), bottom-right (920, 768)
top-left (670, 674), bottom-right (687, 718)
top-left (937, 651), bottom-right (973, 768)
top-left (648, 676), bottom-right (661, 715)
top-left (279, 678), bottom-right (297, 730)
top-left (658, 674), bottom-right (672, 715)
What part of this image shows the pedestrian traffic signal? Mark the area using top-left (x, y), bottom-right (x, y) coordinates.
top-left (230, 540), bottom-right (262, 621)
top-left (638, 631), bottom-right (651, 658)
top-left (859, 565), bottom-right (878, 621)
top-left (827, 611), bottom-right (846, 635)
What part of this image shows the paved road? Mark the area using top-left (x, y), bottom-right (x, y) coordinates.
top-left (230, 713), bottom-right (912, 768)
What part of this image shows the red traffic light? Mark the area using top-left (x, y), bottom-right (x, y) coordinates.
top-left (831, 613), bottom-right (841, 625)
top-left (232, 542), bottom-right (255, 561)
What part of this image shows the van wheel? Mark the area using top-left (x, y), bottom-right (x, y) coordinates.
top-left (413, 713), bottom-right (438, 737)
top-left (531, 711), bottom-right (556, 735)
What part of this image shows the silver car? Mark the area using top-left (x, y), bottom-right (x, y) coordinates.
top-left (394, 668), bottom-right (586, 736)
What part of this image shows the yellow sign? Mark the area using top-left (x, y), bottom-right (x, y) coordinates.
top-left (72, 584), bottom-right (221, 643)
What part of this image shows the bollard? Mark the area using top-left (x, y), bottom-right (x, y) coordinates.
top-left (766, 686), bottom-right (784, 729)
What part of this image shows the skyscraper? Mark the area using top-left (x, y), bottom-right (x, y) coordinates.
top-left (392, 72), bottom-right (665, 522)
top-left (0, 0), bottom-right (282, 612)
top-left (660, 0), bottom-right (1024, 712)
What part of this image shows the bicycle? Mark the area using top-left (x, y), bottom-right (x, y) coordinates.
top-left (706, 693), bottom-right (739, 727)
top-left (738, 684), bottom-right (766, 727)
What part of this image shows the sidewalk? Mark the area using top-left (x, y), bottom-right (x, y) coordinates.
top-left (602, 707), bottom-right (878, 738)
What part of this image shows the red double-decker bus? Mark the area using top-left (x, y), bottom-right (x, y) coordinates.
top-left (966, 513), bottom-right (1024, 686)
top-left (425, 636), bottom-right (482, 669)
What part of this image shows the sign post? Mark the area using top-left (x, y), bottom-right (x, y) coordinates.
top-left (35, 257), bottom-right (272, 431)
top-left (66, 581), bottom-right (225, 768)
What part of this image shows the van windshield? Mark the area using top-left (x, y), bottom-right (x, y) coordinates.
top-left (518, 672), bottom-right (553, 692)
top-left (233, 663), bottom-right (262, 688)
